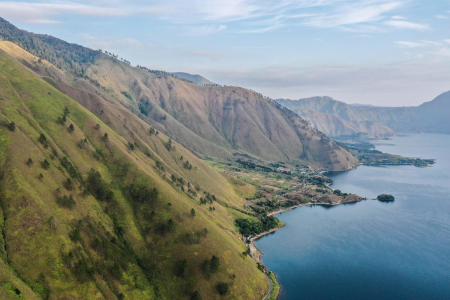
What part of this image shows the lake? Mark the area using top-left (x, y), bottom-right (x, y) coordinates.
top-left (255, 134), bottom-right (450, 300)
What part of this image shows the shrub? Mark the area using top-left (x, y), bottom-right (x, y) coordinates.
top-left (60, 156), bottom-right (78, 178)
top-left (174, 259), bottom-right (190, 278)
top-left (63, 178), bottom-right (74, 190)
top-left (85, 169), bottom-right (114, 202)
top-left (7, 121), bottom-right (16, 131)
top-left (27, 158), bottom-right (33, 166)
top-left (57, 195), bottom-right (76, 210)
top-left (41, 159), bottom-right (50, 169)
top-left (68, 123), bottom-right (75, 132)
top-left (210, 255), bottom-right (220, 273)
top-left (191, 291), bottom-right (202, 300)
top-left (38, 133), bottom-right (48, 148)
top-left (216, 282), bottom-right (229, 295)
top-left (126, 183), bottom-right (158, 204)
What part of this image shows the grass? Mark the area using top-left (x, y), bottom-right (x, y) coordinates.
top-left (268, 272), bottom-right (281, 300)
top-left (0, 44), bottom-right (269, 299)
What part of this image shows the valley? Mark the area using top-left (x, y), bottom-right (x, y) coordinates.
top-left (0, 12), bottom-right (447, 300)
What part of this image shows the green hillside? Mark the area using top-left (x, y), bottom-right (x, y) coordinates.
top-left (0, 17), bottom-right (358, 171)
top-left (0, 46), bottom-right (268, 299)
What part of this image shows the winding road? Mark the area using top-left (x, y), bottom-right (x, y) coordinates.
top-left (262, 272), bottom-right (273, 300)
top-left (248, 242), bottom-right (273, 300)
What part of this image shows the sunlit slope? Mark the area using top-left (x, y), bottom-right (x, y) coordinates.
top-left (0, 48), bottom-right (267, 299)
top-left (80, 56), bottom-right (357, 170)
top-left (0, 16), bottom-right (358, 170)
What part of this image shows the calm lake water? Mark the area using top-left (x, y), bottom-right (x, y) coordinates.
top-left (255, 134), bottom-right (450, 300)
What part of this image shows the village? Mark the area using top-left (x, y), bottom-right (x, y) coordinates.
top-left (207, 154), bottom-right (365, 217)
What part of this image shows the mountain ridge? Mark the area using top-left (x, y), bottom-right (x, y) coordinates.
top-left (0, 17), bottom-right (357, 171)
top-left (171, 72), bottom-right (215, 85)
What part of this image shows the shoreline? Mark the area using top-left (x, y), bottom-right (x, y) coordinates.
top-left (249, 199), bottom-right (365, 300)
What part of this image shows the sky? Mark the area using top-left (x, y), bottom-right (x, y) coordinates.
top-left (1, 0), bottom-right (450, 106)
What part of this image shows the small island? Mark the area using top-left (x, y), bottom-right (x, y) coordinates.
top-left (377, 194), bottom-right (395, 202)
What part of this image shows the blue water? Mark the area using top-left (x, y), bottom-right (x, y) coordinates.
top-left (255, 134), bottom-right (450, 300)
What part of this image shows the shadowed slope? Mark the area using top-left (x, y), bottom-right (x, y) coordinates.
top-left (277, 97), bottom-right (395, 138)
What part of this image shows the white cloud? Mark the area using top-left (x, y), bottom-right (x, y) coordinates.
top-left (443, 39), bottom-right (450, 45)
top-left (183, 25), bottom-right (227, 36)
top-left (0, 1), bottom-right (171, 24)
top-left (433, 48), bottom-right (450, 57)
top-left (304, 1), bottom-right (403, 28)
top-left (396, 41), bottom-right (429, 48)
top-left (79, 34), bottom-right (142, 52)
top-left (203, 58), bottom-right (450, 106)
top-left (384, 20), bottom-right (430, 30)
top-left (0, 0), bottom-right (411, 34)
top-left (436, 15), bottom-right (448, 20)
top-left (391, 15), bottom-right (406, 20)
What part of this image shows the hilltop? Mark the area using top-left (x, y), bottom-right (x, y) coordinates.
top-left (171, 72), bottom-right (215, 86)
top-left (0, 17), bottom-right (357, 171)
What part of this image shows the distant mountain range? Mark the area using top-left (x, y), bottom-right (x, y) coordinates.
top-left (277, 93), bottom-right (450, 137)
top-left (276, 97), bottom-right (395, 138)
top-left (171, 72), bottom-right (214, 85)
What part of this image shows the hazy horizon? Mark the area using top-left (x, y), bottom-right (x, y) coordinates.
top-left (1, 0), bottom-right (449, 106)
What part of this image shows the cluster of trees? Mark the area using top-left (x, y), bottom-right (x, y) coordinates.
top-left (57, 194), bottom-right (76, 210)
top-left (61, 156), bottom-right (78, 178)
top-left (85, 169), bottom-right (114, 202)
top-left (126, 183), bottom-right (158, 205)
top-left (155, 219), bottom-right (175, 236)
top-left (165, 138), bottom-right (174, 151)
top-left (120, 91), bottom-right (132, 100)
top-left (57, 107), bottom-right (70, 125)
top-left (102, 50), bottom-right (130, 64)
top-left (179, 228), bottom-right (208, 245)
top-left (38, 133), bottom-right (49, 148)
top-left (377, 194), bottom-right (395, 201)
top-left (136, 66), bottom-right (172, 78)
top-left (41, 159), bottom-right (50, 169)
top-left (0, 18), bottom-right (99, 76)
top-left (148, 126), bottom-right (158, 136)
top-left (235, 216), bottom-right (280, 236)
top-left (333, 189), bottom-right (349, 197)
top-left (183, 160), bottom-right (193, 170)
top-left (201, 255), bottom-right (220, 278)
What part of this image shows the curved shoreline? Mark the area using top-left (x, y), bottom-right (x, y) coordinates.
top-left (249, 199), bottom-right (364, 299)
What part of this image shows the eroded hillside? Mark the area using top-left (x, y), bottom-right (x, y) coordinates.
top-left (0, 17), bottom-right (358, 171)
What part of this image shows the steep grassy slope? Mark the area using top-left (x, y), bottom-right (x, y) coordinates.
top-left (0, 48), bottom-right (268, 299)
top-left (277, 97), bottom-right (395, 138)
top-left (0, 17), bottom-right (358, 171)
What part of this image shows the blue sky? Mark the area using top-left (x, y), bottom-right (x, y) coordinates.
top-left (1, 0), bottom-right (450, 106)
